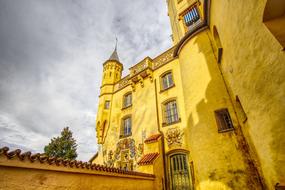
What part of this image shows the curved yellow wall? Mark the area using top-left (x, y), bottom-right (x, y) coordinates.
top-left (177, 30), bottom-right (262, 189)
top-left (210, 0), bottom-right (285, 187)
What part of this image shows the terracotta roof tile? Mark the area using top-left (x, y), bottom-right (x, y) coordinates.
top-left (144, 134), bottom-right (161, 144)
top-left (137, 152), bottom-right (159, 166)
top-left (0, 147), bottom-right (154, 178)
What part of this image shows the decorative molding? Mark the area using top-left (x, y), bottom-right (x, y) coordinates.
top-left (152, 47), bottom-right (176, 70)
top-left (112, 46), bottom-right (177, 92)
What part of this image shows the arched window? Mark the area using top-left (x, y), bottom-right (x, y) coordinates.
top-left (168, 152), bottom-right (194, 190)
top-left (263, 0), bottom-right (285, 49)
top-left (213, 26), bottom-right (223, 63)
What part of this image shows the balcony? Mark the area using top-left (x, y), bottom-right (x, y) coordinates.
top-left (129, 57), bottom-right (152, 77)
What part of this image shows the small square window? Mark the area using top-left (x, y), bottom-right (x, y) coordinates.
top-left (183, 5), bottom-right (202, 32)
top-left (104, 101), bottom-right (110, 109)
top-left (215, 108), bottom-right (234, 132)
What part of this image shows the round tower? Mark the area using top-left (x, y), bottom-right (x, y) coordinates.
top-left (102, 47), bottom-right (123, 83)
top-left (96, 44), bottom-right (123, 144)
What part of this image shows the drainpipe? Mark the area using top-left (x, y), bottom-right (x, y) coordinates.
top-left (154, 79), bottom-right (167, 190)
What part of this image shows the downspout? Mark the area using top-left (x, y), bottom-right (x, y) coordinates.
top-left (154, 79), bottom-right (167, 190)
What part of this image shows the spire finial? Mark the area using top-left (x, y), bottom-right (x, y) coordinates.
top-left (115, 37), bottom-right (118, 51)
top-left (108, 37), bottom-right (120, 62)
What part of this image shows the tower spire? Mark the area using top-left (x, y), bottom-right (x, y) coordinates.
top-left (115, 37), bottom-right (118, 51)
top-left (108, 37), bottom-right (119, 62)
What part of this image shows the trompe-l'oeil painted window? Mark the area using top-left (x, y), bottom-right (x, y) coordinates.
top-left (121, 117), bottom-right (132, 137)
top-left (183, 5), bottom-right (201, 31)
top-left (162, 72), bottom-right (174, 90)
top-left (164, 100), bottom-right (179, 125)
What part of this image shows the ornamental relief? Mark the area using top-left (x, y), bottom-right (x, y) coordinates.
top-left (166, 127), bottom-right (184, 148)
top-left (103, 138), bottom-right (144, 171)
top-left (153, 47), bottom-right (175, 69)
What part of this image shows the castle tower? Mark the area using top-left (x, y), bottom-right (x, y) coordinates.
top-left (96, 44), bottom-right (123, 144)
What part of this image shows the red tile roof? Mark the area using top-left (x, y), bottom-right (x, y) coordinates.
top-left (144, 134), bottom-right (161, 144)
top-left (137, 152), bottom-right (159, 166)
top-left (0, 147), bottom-right (154, 178)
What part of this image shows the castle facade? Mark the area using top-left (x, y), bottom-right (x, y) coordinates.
top-left (94, 0), bottom-right (285, 189)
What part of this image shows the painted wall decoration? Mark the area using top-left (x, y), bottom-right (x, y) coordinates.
top-left (166, 127), bottom-right (184, 147)
top-left (103, 138), bottom-right (144, 171)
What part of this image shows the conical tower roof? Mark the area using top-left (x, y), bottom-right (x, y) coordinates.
top-left (108, 47), bottom-right (119, 62)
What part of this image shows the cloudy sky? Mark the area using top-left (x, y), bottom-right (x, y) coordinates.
top-left (0, 0), bottom-right (172, 161)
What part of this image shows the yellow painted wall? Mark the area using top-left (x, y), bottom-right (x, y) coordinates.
top-left (0, 157), bottom-right (155, 190)
top-left (177, 30), bottom-right (262, 189)
top-left (209, 0), bottom-right (285, 188)
top-left (94, 0), bottom-right (285, 189)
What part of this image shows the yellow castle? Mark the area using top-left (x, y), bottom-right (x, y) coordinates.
top-left (0, 0), bottom-right (284, 190)
top-left (93, 0), bottom-right (285, 189)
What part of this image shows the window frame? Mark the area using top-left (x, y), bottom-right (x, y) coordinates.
top-left (162, 98), bottom-right (181, 127)
top-left (120, 115), bottom-right (132, 138)
top-left (214, 108), bottom-right (234, 133)
top-left (160, 71), bottom-right (175, 92)
top-left (104, 100), bottom-right (110, 109)
top-left (181, 3), bottom-right (202, 32)
top-left (122, 92), bottom-right (132, 109)
top-left (167, 150), bottom-right (194, 190)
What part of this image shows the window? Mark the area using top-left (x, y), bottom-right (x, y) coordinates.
top-left (215, 108), bottom-right (234, 132)
top-left (104, 100), bottom-right (110, 109)
top-left (161, 72), bottom-right (174, 90)
top-left (183, 5), bottom-right (202, 31)
top-left (121, 116), bottom-right (132, 137)
top-left (163, 100), bottom-right (179, 125)
top-left (123, 93), bottom-right (132, 108)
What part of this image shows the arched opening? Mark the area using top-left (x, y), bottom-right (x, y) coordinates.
top-left (263, 0), bottom-right (285, 49)
top-left (213, 26), bottom-right (223, 63)
top-left (102, 120), bottom-right (107, 141)
top-left (167, 150), bottom-right (194, 190)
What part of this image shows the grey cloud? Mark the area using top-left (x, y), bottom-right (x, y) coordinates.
top-left (0, 0), bottom-right (171, 161)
